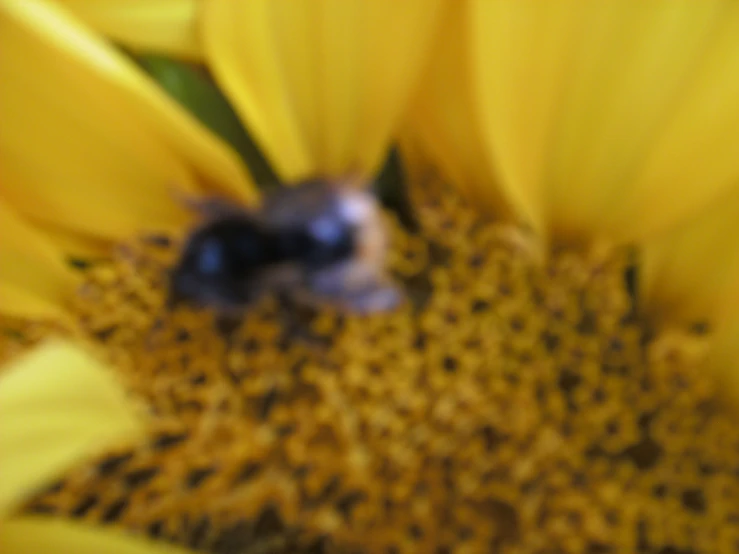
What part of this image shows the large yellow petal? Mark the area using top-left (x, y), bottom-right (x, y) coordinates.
top-left (0, 341), bottom-right (141, 515)
top-left (403, 2), bottom-right (510, 218)
top-left (0, 198), bottom-right (76, 321)
top-left (60, 0), bottom-right (202, 60)
top-left (470, 0), bottom-right (739, 244)
top-left (1, 518), bottom-right (193, 554)
top-left (202, 0), bottom-right (444, 182)
top-left (642, 183), bottom-right (739, 327)
top-left (0, 0), bottom-right (254, 246)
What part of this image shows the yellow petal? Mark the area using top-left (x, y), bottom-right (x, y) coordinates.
top-left (0, 0), bottom-right (254, 245)
top-left (32, 218), bottom-right (112, 259)
top-left (403, 2), bottom-right (510, 218)
top-left (60, 0), bottom-right (202, 60)
top-left (0, 198), bottom-right (76, 322)
top-left (0, 283), bottom-right (71, 324)
top-left (396, 133), bottom-right (433, 199)
top-left (470, 0), bottom-right (739, 244)
top-left (1, 518), bottom-right (193, 554)
top-left (202, 0), bottom-right (444, 181)
top-left (706, 318), bottom-right (739, 411)
top-left (0, 341), bottom-right (141, 515)
top-left (642, 183), bottom-right (739, 327)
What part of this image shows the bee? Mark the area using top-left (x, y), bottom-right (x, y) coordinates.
top-left (168, 178), bottom-right (402, 316)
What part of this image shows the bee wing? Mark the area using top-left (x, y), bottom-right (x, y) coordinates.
top-left (170, 186), bottom-right (257, 221)
top-left (257, 181), bottom-right (337, 228)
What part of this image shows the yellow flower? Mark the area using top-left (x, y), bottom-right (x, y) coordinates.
top-left (3, 0), bottom-right (739, 553)
top-left (0, 341), bottom-right (190, 554)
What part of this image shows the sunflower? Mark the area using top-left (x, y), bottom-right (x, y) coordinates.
top-left (2, 0), bottom-right (739, 553)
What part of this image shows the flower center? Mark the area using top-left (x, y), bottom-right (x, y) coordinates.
top-left (21, 178), bottom-right (739, 554)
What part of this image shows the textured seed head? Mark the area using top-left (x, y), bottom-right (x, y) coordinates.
top-left (11, 176), bottom-right (739, 554)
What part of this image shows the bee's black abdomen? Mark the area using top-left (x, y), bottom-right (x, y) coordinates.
top-left (210, 218), bottom-right (281, 274)
top-left (169, 217), bottom-right (278, 308)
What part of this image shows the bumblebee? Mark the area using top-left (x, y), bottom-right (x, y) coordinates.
top-left (168, 179), bottom-right (401, 315)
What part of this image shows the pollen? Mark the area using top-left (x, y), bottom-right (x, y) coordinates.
top-left (19, 177), bottom-right (739, 554)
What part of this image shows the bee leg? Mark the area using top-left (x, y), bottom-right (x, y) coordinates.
top-left (139, 233), bottom-right (174, 248)
top-left (343, 280), bottom-right (403, 314)
top-left (307, 263), bottom-right (404, 314)
top-left (214, 313), bottom-right (243, 340)
top-left (163, 279), bottom-right (185, 311)
top-left (273, 291), bottom-right (332, 347)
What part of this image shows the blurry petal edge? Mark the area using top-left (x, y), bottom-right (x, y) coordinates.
top-left (0, 517), bottom-right (194, 554)
top-left (0, 199), bottom-right (76, 321)
top-left (62, 0), bottom-right (202, 60)
top-left (642, 183), bottom-right (739, 327)
top-left (0, 341), bottom-right (142, 515)
top-left (404, 2), bottom-right (510, 218)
